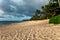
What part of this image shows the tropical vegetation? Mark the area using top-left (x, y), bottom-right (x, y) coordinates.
top-left (31, 0), bottom-right (60, 24)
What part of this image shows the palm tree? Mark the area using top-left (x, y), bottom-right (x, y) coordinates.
top-left (31, 10), bottom-right (41, 20)
top-left (42, 0), bottom-right (60, 18)
top-left (49, 0), bottom-right (60, 7)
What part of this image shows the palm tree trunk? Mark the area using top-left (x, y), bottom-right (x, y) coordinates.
top-left (58, 0), bottom-right (60, 7)
top-left (53, 10), bottom-right (56, 16)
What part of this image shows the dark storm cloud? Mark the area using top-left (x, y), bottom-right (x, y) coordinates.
top-left (0, 0), bottom-right (49, 21)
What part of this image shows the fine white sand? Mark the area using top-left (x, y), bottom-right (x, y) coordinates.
top-left (0, 19), bottom-right (60, 40)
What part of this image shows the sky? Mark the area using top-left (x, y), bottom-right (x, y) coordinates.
top-left (0, 0), bottom-right (49, 21)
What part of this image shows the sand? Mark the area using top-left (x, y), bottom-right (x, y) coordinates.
top-left (0, 19), bottom-right (60, 40)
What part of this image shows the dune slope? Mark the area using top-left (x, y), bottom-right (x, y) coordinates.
top-left (0, 19), bottom-right (60, 40)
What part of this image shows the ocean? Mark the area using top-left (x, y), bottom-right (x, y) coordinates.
top-left (0, 21), bottom-right (22, 25)
top-left (0, 19), bottom-right (29, 25)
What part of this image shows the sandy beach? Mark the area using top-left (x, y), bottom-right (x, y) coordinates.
top-left (0, 19), bottom-right (60, 40)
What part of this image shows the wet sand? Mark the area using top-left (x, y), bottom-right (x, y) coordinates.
top-left (0, 19), bottom-right (60, 40)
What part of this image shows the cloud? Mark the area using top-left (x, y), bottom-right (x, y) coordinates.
top-left (0, 9), bottom-right (4, 16)
top-left (0, 0), bottom-right (49, 21)
top-left (0, 14), bottom-right (31, 21)
top-left (11, 0), bottom-right (26, 6)
top-left (0, 0), bottom-right (3, 5)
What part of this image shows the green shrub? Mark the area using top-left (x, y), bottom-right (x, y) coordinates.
top-left (49, 15), bottom-right (60, 24)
